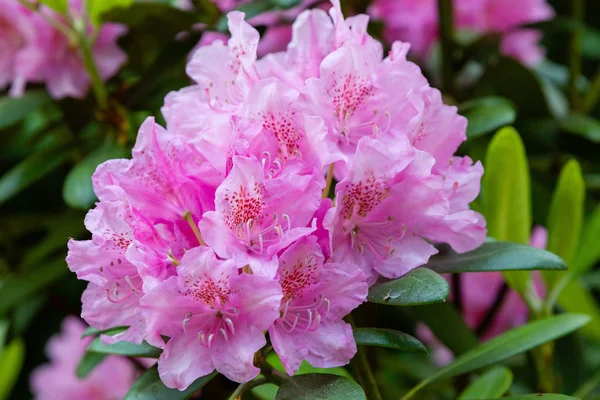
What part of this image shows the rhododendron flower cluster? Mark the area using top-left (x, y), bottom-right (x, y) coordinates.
top-left (0, 0), bottom-right (126, 98)
top-left (67, 0), bottom-right (486, 390)
top-left (368, 0), bottom-right (554, 65)
top-left (30, 317), bottom-right (138, 400)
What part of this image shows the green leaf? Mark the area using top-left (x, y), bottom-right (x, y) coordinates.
top-left (404, 303), bottom-right (478, 356)
top-left (573, 203), bottom-right (600, 275)
top-left (216, 0), bottom-right (272, 31)
top-left (123, 366), bottom-right (216, 400)
top-left (37, 0), bottom-right (68, 13)
top-left (0, 91), bottom-right (51, 130)
top-left (458, 366), bottom-right (513, 399)
top-left (561, 114), bottom-right (600, 143)
top-left (482, 127), bottom-right (532, 296)
top-left (426, 241), bottom-right (566, 274)
top-left (63, 139), bottom-right (126, 209)
top-left (458, 97), bottom-right (516, 139)
top-left (401, 313), bottom-right (590, 399)
top-left (275, 374), bottom-right (366, 400)
top-left (0, 258), bottom-right (68, 316)
top-left (82, 325), bottom-right (128, 338)
top-left (88, 0), bottom-right (134, 24)
top-left (558, 280), bottom-right (600, 341)
top-left (86, 337), bottom-right (162, 358)
top-left (253, 352), bottom-right (353, 400)
top-left (76, 351), bottom-right (108, 379)
top-left (0, 142), bottom-right (73, 206)
top-left (353, 328), bottom-right (427, 353)
top-left (544, 160), bottom-right (584, 287)
top-left (497, 396), bottom-right (578, 400)
top-left (0, 338), bottom-right (25, 400)
top-left (367, 268), bottom-right (449, 306)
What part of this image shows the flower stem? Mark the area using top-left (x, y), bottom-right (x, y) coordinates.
top-left (183, 212), bottom-right (206, 246)
top-left (437, 0), bottom-right (455, 94)
top-left (77, 21), bottom-right (108, 110)
top-left (347, 315), bottom-right (383, 400)
top-left (583, 66), bottom-right (600, 113)
top-left (227, 377), bottom-right (268, 400)
top-left (322, 163), bottom-right (335, 198)
top-left (568, 0), bottom-right (585, 110)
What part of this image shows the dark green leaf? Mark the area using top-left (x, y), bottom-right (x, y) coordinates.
top-left (404, 303), bottom-right (478, 356)
top-left (88, 0), bottom-right (133, 24)
top-left (497, 396), bottom-right (577, 400)
top-left (353, 328), bottom-right (427, 353)
top-left (0, 338), bottom-right (25, 400)
top-left (402, 314), bottom-right (590, 399)
top-left (87, 338), bottom-right (162, 358)
top-left (0, 258), bottom-right (68, 316)
top-left (123, 366), bottom-right (216, 400)
top-left (216, 0), bottom-right (272, 31)
top-left (37, 0), bottom-right (67, 13)
top-left (275, 374), bottom-right (366, 400)
top-left (367, 268), bottom-right (449, 306)
top-left (0, 91), bottom-right (51, 130)
top-left (76, 351), bottom-right (108, 379)
top-left (63, 139), bottom-right (126, 209)
top-left (104, 4), bottom-right (198, 37)
top-left (482, 127), bottom-right (532, 296)
top-left (0, 143), bottom-right (72, 206)
top-left (561, 114), bottom-right (600, 143)
top-left (426, 241), bottom-right (566, 274)
top-left (458, 97), bottom-right (516, 139)
top-left (458, 366), bottom-right (512, 399)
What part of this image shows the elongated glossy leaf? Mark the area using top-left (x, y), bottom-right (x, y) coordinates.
top-left (0, 338), bottom-right (25, 400)
top-left (0, 258), bottom-right (68, 316)
top-left (0, 91), bottom-right (51, 130)
top-left (123, 367), bottom-right (216, 400)
top-left (546, 160), bottom-right (584, 268)
top-left (558, 280), bottom-right (600, 341)
top-left (427, 241), bottom-right (566, 274)
top-left (458, 97), bottom-right (516, 138)
top-left (76, 351), bottom-right (108, 379)
top-left (483, 127), bottom-right (532, 296)
top-left (572, 203), bottom-right (600, 275)
top-left (87, 338), bottom-right (162, 358)
top-left (82, 326), bottom-right (128, 338)
top-left (368, 268), bottom-right (449, 306)
top-left (561, 114), bottom-right (600, 143)
top-left (353, 328), bottom-right (427, 353)
top-left (63, 139), bottom-right (126, 209)
top-left (401, 314), bottom-right (590, 399)
top-left (497, 396), bottom-right (577, 400)
top-left (458, 366), bottom-right (512, 399)
top-left (275, 374), bottom-right (366, 400)
top-left (0, 144), bottom-right (72, 206)
top-left (404, 303), bottom-right (478, 356)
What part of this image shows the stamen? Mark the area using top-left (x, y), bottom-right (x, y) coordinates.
top-left (225, 317), bottom-right (235, 334)
top-left (220, 328), bottom-right (228, 341)
top-left (183, 312), bottom-right (192, 333)
top-left (124, 276), bottom-right (137, 292)
top-left (207, 333), bottom-right (215, 348)
top-left (282, 214), bottom-right (291, 231)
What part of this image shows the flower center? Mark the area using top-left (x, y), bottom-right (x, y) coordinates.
top-left (340, 175), bottom-right (390, 220)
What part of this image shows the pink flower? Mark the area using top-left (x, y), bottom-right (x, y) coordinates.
top-left (140, 247), bottom-right (282, 389)
top-left (30, 316), bottom-right (137, 400)
top-left (269, 237), bottom-right (367, 375)
top-left (368, 0), bottom-right (554, 66)
top-left (0, 0), bottom-right (48, 96)
top-left (199, 155), bottom-right (321, 277)
top-left (67, 201), bottom-right (145, 344)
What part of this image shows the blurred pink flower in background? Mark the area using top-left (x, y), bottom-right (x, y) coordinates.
top-left (418, 226), bottom-right (548, 366)
top-left (30, 316), bottom-right (137, 400)
top-left (1, 0), bottom-right (126, 99)
top-left (368, 0), bottom-right (554, 65)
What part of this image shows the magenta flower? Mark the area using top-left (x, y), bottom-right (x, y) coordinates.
top-left (140, 247), bottom-right (282, 389)
top-left (30, 317), bottom-right (137, 400)
top-left (199, 155), bottom-right (321, 277)
top-left (269, 237), bottom-right (367, 375)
